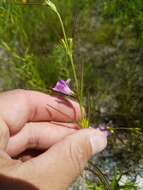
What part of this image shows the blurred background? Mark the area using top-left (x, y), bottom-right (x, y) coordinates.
top-left (0, 0), bottom-right (143, 189)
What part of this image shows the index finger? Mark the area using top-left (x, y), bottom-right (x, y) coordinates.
top-left (0, 90), bottom-right (81, 135)
top-left (26, 90), bottom-right (81, 122)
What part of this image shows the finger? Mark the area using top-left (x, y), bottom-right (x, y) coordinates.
top-left (26, 90), bottom-right (81, 122)
top-left (0, 117), bottom-right (9, 150)
top-left (15, 149), bottom-right (45, 162)
top-left (49, 121), bottom-right (80, 129)
top-left (19, 129), bottom-right (107, 190)
top-left (6, 122), bottom-right (77, 157)
top-left (0, 90), bottom-right (81, 134)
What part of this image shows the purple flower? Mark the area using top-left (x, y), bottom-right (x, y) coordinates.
top-left (52, 79), bottom-right (74, 96)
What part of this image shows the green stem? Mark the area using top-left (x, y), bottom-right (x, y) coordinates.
top-left (68, 54), bottom-right (79, 95)
top-left (88, 161), bottom-right (111, 190)
top-left (46, 0), bottom-right (85, 126)
top-left (109, 127), bottom-right (143, 135)
top-left (69, 49), bottom-right (83, 120)
top-left (56, 12), bottom-right (68, 47)
top-left (56, 10), bottom-right (83, 119)
top-left (56, 12), bottom-right (79, 94)
top-left (110, 127), bottom-right (141, 131)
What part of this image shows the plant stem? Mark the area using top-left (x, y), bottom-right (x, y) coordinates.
top-left (46, 0), bottom-right (86, 126)
top-left (56, 12), bottom-right (68, 47)
top-left (56, 10), bottom-right (84, 120)
top-left (87, 161), bottom-right (111, 190)
top-left (56, 12), bottom-right (79, 94)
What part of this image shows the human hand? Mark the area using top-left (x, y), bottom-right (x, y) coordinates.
top-left (0, 89), bottom-right (107, 190)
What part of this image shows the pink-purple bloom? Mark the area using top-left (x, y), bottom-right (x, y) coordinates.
top-left (52, 79), bottom-right (73, 96)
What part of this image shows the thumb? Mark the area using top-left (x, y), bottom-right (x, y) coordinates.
top-left (22, 128), bottom-right (107, 190)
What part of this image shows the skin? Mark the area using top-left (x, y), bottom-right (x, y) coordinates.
top-left (0, 89), bottom-right (107, 190)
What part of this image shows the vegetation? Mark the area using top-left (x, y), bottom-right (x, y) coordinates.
top-left (0, 0), bottom-right (143, 189)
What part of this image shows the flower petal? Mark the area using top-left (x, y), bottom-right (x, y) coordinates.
top-left (52, 79), bottom-right (73, 95)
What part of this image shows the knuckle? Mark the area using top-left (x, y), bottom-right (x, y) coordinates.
top-left (68, 141), bottom-right (86, 174)
top-left (24, 123), bottom-right (39, 148)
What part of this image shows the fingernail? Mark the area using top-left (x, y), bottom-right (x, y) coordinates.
top-left (89, 132), bottom-right (107, 155)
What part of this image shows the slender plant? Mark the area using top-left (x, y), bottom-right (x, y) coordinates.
top-left (44, 0), bottom-right (89, 128)
top-left (44, 1), bottom-right (112, 190)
